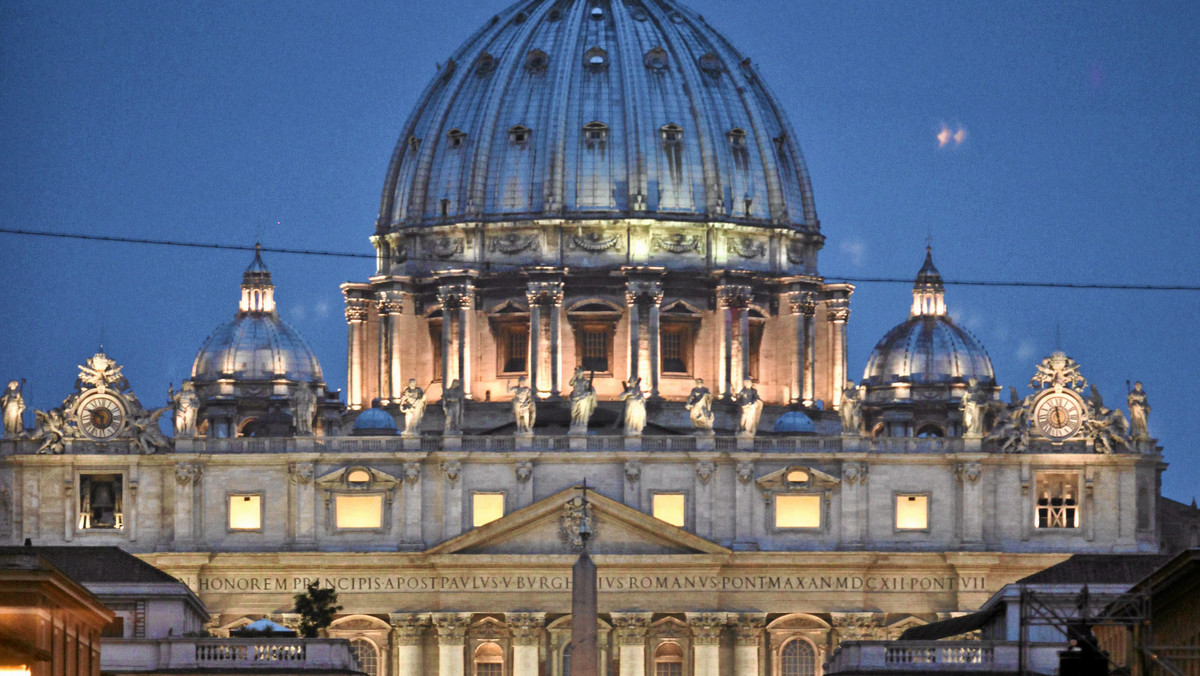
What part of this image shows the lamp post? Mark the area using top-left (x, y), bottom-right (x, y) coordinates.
top-left (570, 481), bottom-right (598, 676)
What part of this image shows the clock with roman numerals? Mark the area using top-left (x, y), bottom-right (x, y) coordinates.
top-left (76, 391), bottom-right (128, 441)
top-left (1032, 391), bottom-right (1083, 441)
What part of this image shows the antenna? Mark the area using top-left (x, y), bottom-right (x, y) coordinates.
top-left (1055, 323), bottom-right (1062, 351)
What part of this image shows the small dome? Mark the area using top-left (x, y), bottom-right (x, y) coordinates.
top-left (773, 410), bottom-right (816, 434)
top-left (191, 247), bottom-right (324, 384)
top-left (862, 248), bottom-right (994, 388)
top-left (352, 400), bottom-right (398, 435)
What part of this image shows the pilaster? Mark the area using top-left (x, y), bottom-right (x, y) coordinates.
top-left (432, 613), bottom-right (471, 676)
top-left (401, 461), bottom-right (424, 550)
top-left (611, 612), bottom-right (651, 676)
top-left (508, 612), bottom-right (545, 676)
top-left (441, 460), bottom-right (463, 540)
top-left (732, 613), bottom-right (765, 676)
top-left (390, 613), bottom-right (430, 676)
top-left (686, 612), bottom-right (726, 676)
top-left (288, 462), bottom-right (315, 547)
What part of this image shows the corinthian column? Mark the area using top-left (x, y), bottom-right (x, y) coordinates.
top-left (717, 284), bottom-right (752, 396)
top-left (687, 613), bottom-right (726, 676)
top-left (459, 291), bottom-right (473, 396)
top-left (390, 613), bottom-right (430, 676)
top-left (625, 288), bottom-right (640, 383)
top-left (509, 612), bottom-right (545, 676)
top-left (527, 287), bottom-right (542, 396)
top-left (342, 291), bottom-right (370, 410)
top-left (732, 614), bottom-right (765, 676)
top-left (548, 285), bottom-right (563, 397)
top-left (790, 292), bottom-right (817, 405)
top-left (611, 612), bottom-right (651, 676)
top-left (432, 613), bottom-right (471, 676)
top-left (828, 298), bottom-right (850, 409)
top-left (647, 283), bottom-right (663, 398)
top-left (376, 294), bottom-right (404, 404)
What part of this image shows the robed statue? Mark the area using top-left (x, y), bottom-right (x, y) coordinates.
top-left (735, 379), bottom-right (763, 437)
top-left (960, 378), bottom-right (986, 437)
top-left (1128, 381), bottom-right (1150, 439)
top-left (291, 385), bottom-right (317, 436)
top-left (685, 378), bottom-right (714, 431)
top-left (619, 377), bottom-right (646, 435)
top-left (568, 367), bottom-right (596, 431)
top-left (2, 380), bottom-right (25, 438)
top-left (442, 379), bottom-right (465, 433)
top-left (168, 381), bottom-right (199, 437)
top-left (509, 376), bottom-right (536, 433)
top-left (840, 381), bottom-right (863, 436)
top-left (398, 378), bottom-right (426, 435)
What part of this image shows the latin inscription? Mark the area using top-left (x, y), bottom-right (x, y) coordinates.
top-left (190, 573), bottom-right (988, 595)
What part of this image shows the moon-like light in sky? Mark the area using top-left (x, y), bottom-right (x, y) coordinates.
top-left (938, 125), bottom-right (966, 147)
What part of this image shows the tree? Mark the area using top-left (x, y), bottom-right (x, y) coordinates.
top-left (292, 582), bottom-right (342, 638)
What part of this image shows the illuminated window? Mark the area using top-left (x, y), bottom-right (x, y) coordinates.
top-left (228, 494), bottom-right (262, 531)
top-left (347, 469), bottom-right (371, 486)
top-left (475, 642), bottom-right (504, 676)
top-left (336, 494), bottom-right (383, 529)
top-left (351, 638), bottom-right (379, 676)
top-left (654, 642), bottom-right (684, 676)
top-left (781, 639), bottom-right (816, 676)
top-left (775, 494), bottom-right (821, 529)
top-left (1036, 472), bottom-right (1079, 529)
top-left (78, 474), bottom-right (123, 531)
top-left (497, 324), bottom-right (528, 374)
top-left (473, 493), bottom-right (505, 528)
top-left (786, 470), bottom-right (809, 484)
top-left (895, 494), bottom-right (929, 530)
top-left (652, 493), bottom-right (686, 527)
top-left (584, 47), bottom-right (608, 70)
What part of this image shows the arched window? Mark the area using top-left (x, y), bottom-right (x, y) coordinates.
top-left (780, 638), bottom-right (815, 676)
top-left (474, 642), bottom-right (504, 676)
top-left (562, 642), bottom-right (573, 676)
top-left (654, 642), bottom-right (684, 676)
top-left (915, 424), bottom-right (944, 438)
top-left (350, 638), bottom-right (379, 676)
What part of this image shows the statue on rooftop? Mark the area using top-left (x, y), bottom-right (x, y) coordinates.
top-left (291, 385), bottom-right (317, 436)
top-left (735, 379), bottom-right (762, 437)
top-left (442, 379), bottom-right (465, 433)
top-left (168, 381), bottom-right (199, 438)
top-left (1128, 381), bottom-right (1150, 439)
top-left (129, 407), bottom-right (171, 454)
top-left (34, 409), bottom-right (66, 455)
top-left (2, 380), bottom-right (25, 438)
top-left (567, 367), bottom-right (596, 431)
top-left (510, 376), bottom-right (536, 433)
top-left (961, 378), bottom-right (986, 437)
top-left (840, 381), bottom-right (863, 436)
top-left (618, 377), bottom-right (646, 435)
top-left (398, 379), bottom-right (426, 435)
top-left (685, 378), bottom-right (714, 431)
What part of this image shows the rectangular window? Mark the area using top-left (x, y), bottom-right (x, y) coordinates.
top-left (498, 325), bottom-right (528, 374)
top-left (1036, 472), bottom-right (1080, 529)
top-left (582, 328), bottom-right (609, 372)
top-left (101, 617), bottom-right (125, 639)
top-left (428, 319), bottom-right (443, 381)
top-left (895, 494), bottom-right (929, 530)
top-left (78, 474), bottom-right (123, 531)
top-left (775, 494), bottom-right (821, 529)
top-left (335, 494), bottom-right (383, 529)
top-left (228, 494), bottom-right (262, 531)
top-left (652, 493), bottom-right (686, 527)
top-left (660, 324), bottom-right (693, 374)
top-left (747, 321), bottom-right (764, 380)
top-left (473, 492), bottom-right (505, 527)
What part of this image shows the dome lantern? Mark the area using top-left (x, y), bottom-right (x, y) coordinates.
top-left (910, 246), bottom-right (946, 317)
top-left (239, 243), bottom-right (276, 314)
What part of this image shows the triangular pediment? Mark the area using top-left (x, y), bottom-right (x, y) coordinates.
top-left (426, 486), bottom-right (729, 556)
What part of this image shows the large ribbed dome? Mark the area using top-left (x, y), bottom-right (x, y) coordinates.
top-left (191, 248), bottom-right (324, 384)
top-left (376, 0), bottom-right (819, 231)
top-left (862, 249), bottom-right (994, 388)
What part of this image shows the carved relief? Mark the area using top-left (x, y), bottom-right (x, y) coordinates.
top-left (737, 462), bottom-right (755, 484)
top-left (174, 463), bottom-right (202, 486)
top-left (686, 612), bottom-right (727, 645)
top-left (843, 461), bottom-right (867, 486)
top-left (716, 284), bottom-right (753, 308)
top-left (652, 232), bottom-right (701, 254)
top-left (832, 613), bottom-right (886, 641)
top-left (789, 291), bottom-right (817, 316)
top-left (696, 461), bottom-right (714, 485)
top-left (624, 460), bottom-right (641, 483)
top-left (425, 236), bottom-right (464, 259)
top-left (432, 613), bottom-right (471, 641)
top-left (403, 461), bottom-right (421, 485)
top-left (559, 495), bottom-right (595, 551)
top-left (612, 613), bottom-right (652, 645)
top-left (956, 462), bottom-right (982, 485)
top-left (488, 233), bottom-right (538, 255)
top-left (508, 612), bottom-right (545, 646)
top-left (733, 613), bottom-right (766, 646)
top-left (786, 240), bottom-right (810, 266)
top-left (567, 231), bottom-right (622, 252)
top-left (287, 463), bottom-right (313, 484)
top-left (515, 461), bottom-right (532, 483)
top-left (441, 461), bottom-right (461, 484)
top-left (390, 613), bottom-right (430, 646)
top-left (728, 237), bottom-right (766, 259)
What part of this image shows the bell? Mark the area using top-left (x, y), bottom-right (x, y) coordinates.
top-left (91, 482), bottom-right (116, 527)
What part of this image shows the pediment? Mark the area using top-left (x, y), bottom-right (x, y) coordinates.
top-left (427, 487), bottom-right (729, 556)
top-left (315, 466), bottom-right (400, 491)
top-left (755, 465), bottom-right (840, 493)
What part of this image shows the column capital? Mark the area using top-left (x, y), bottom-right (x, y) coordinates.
top-left (390, 613), bottom-right (430, 645)
top-left (375, 291), bottom-right (405, 315)
top-left (507, 612), bottom-right (545, 646)
top-left (830, 612), bottom-right (886, 641)
top-left (826, 296), bottom-right (851, 323)
top-left (685, 612), bottom-right (727, 645)
top-left (437, 282), bottom-right (474, 310)
top-left (432, 612), bottom-right (472, 643)
top-left (526, 279), bottom-right (565, 305)
top-left (611, 612), bottom-right (652, 644)
top-left (789, 291), bottom-right (818, 316)
top-left (731, 613), bottom-right (765, 646)
top-left (343, 296), bottom-right (370, 323)
top-left (624, 278), bottom-right (664, 305)
top-left (716, 284), bottom-right (753, 309)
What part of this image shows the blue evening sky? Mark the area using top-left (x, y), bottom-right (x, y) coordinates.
top-left (2, 1), bottom-right (1197, 501)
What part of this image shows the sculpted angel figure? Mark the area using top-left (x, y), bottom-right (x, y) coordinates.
top-left (442, 379), bottom-right (465, 433)
top-left (129, 407), bottom-right (171, 454)
top-left (398, 378), bottom-right (426, 435)
top-left (509, 376), bottom-right (536, 433)
top-left (840, 381), bottom-right (863, 436)
top-left (618, 377), bottom-right (646, 435)
top-left (735, 379), bottom-right (763, 436)
top-left (567, 367), bottom-right (596, 431)
top-left (168, 381), bottom-right (199, 437)
top-left (1127, 381), bottom-right (1150, 439)
top-left (2, 380), bottom-right (25, 438)
top-left (34, 409), bottom-right (66, 455)
top-left (291, 385), bottom-right (317, 435)
top-left (685, 378), bottom-right (714, 431)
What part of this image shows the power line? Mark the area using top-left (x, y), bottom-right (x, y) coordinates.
top-left (4, 227), bottom-right (1199, 292)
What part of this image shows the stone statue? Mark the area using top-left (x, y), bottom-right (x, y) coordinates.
top-left (398, 378), bottom-right (426, 435)
top-left (840, 381), bottom-right (863, 436)
top-left (567, 367), bottom-right (596, 431)
top-left (168, 381), bottom-right (199, 437)
top-left (1127, 381), bottom-right (1150, 439)
top-left (509, 376), bottom-right (536, 433)
top-left (129, 407), bottom-right (171, 454)
top-left (1084, 404), bottom-right (1131, 454)
top-left (2, 380), bottom-right (25, 438)
top-left (618, 377), bottom-right (646, 435)
top-left (34, 409), bottom-right (66, 455)
top-left (987, 395), bottom-right (1031, 453)
top-left (291, 385), bottom-right (317, 436)
top-left (685, 378), bottom-right (714, 431)
top-left (442, 379), bottom-right (464, 433)
top-left (735, 379), bottom-right (763, 437)
top-left (960, 378), bottom-right (986, 437)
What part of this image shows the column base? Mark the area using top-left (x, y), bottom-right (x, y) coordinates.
top-left (443, 434), bottom-right (462, 451)
top-left (623, 436), bottom-right (642, 452)
top-left (514, 432), bottom-right (534, 450)
top-left (736, 436), bottom-right (753, 451)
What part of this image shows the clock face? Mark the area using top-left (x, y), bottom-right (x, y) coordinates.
top-left (77, 393), bottom-right (127, 441)
top-left (1034, 393), bottom-right (1083, 440)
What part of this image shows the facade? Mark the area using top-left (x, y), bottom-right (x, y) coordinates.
top-left (0, 1), bottom-right (1185, 676)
